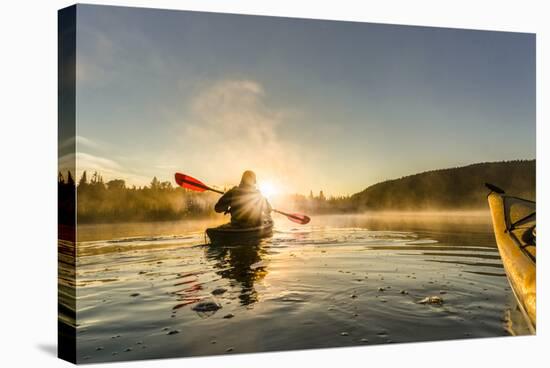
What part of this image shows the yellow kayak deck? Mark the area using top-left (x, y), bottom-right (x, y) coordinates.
top-left (487, 192), bottom-right (536, 332)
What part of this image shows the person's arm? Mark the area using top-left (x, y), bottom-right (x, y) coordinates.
top-left (214, 190), bottom-right (232, 213)
top-left (263, 197), bottom-right (273, 216)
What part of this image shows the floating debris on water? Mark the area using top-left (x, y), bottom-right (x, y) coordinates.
top-left (340, 332), bottom-right (349, 336)
top-left (130, 293), bottom-right (140, 297)
top-left (418, 296), bottom-right (444, 305)
top-left (95, 347), bottom-right (104, 351)
top-left (124, 347), bottom-right (132, 352)
top-left (279, 292), bottom-right (306, 303)
top-left (226, 347), bottom-right (234, 352)
top-left (360, 338), bottom-right (369, 343)
top-left (167, 330), bottom-right (180, 335)
top-left (223, 313), bottom-right (235, 319)
top-left (251, 261), bottom-right (267, 269)
top-left (192, 301), bottom-right (222, 312)
top-left (212, 287), bottom-right (227, 296)
top-left (378, 287), bottom-right (385, 292)
top-left (400, 290), bottom-right (408, 294)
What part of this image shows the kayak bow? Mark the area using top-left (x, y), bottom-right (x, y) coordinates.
top-left (486, 185), bottom-right (536, 332)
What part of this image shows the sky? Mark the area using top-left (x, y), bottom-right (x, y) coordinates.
top-left (67, 4), bottom-right (536, 196)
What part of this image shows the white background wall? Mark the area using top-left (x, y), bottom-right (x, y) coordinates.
top-left (0, 0), bottom-right (547, 367)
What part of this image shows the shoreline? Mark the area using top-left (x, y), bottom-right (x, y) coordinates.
top-left (75, 208), bottom-right (492, 226)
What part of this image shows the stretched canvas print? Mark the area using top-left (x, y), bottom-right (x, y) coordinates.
top-left (58, 4), bottom-right (536, 364)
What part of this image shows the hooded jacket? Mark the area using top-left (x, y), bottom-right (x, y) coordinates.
top-left (214, 184), bottom-right (272, 226)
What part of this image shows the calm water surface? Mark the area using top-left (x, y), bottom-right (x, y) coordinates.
top-left (59, 212), bottom-right (531, 363)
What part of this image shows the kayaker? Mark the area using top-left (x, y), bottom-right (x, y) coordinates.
top-left (214, 170), bottom-right (272, 226)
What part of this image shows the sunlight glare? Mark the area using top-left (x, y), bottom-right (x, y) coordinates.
top-left (258, 181), bottom-right (279, 199)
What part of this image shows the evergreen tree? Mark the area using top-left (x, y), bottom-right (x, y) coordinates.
top-left (79, 171), bottom-right (88, 187)
top-left (67, 171), bottom-right (75, 186)
top-left (150, 176), bottom-right (160, 190)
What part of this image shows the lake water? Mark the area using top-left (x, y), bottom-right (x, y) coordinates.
top-left (59, 212), bottom-right (532, 363)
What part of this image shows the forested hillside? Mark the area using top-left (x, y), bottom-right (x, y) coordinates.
top-left (348, 160), bottom-right (535, 211)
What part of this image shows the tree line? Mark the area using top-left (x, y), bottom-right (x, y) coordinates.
top-left (58, 160), bottom-right (536, 224)
top-left (288, 190), bottom-right (353, 214)
top-left (58, 171), bottom-right (220, 223)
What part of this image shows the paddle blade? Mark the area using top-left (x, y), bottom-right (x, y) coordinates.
top-left (285, 213), bottom-right (311, 225)
top-left (175, 173), bottom-right (208, 192)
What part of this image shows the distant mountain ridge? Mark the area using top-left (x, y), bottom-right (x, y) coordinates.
top-left (350, 160), bottom-right (535, 211)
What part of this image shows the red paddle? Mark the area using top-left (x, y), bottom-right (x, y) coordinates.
top-left (175, 173), bottom-right (224, 194)
top-left (272, 210), bottom-right (311, 225)
top-left (174, 172), bottom-right (311, 225)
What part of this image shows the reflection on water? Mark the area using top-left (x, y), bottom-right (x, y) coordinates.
top-left (206, 241), bottom-right (268, 307)
top-left (64, 212), bottom-right (533, 363)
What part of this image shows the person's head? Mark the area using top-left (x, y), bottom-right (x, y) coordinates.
top-left (240, 170), bottom-right (257, 187)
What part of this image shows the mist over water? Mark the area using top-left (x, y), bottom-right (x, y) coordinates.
top-left (64, 212), bottom-right (531, 363)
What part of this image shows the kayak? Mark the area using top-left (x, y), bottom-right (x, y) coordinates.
top-left (206, 220), bottom-right (274, 245)
top-left (486, 185), bottom-right (536, 332)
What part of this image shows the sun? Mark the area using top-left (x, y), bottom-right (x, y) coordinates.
top-left (258, 181), bottom-right (279, 199)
